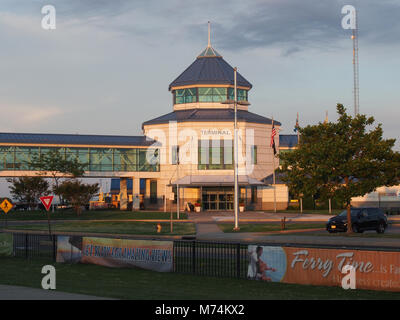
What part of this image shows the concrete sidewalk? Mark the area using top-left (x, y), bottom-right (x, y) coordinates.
top-left (0, 285), bottom-right (113, 300)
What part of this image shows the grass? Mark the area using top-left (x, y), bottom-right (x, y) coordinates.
top-left (0, 210), bottom-right (188, 221)
top-left (7, 221), bottom-right (196, 236)
top-left (1, 257), bottom-right (399, 300)
top-left (218, 223), bottom-right (326, 233)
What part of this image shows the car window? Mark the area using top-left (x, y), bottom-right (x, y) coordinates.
top-left (338, 209), bottom-right (360, 217)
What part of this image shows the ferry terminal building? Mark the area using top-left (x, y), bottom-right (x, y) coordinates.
top-left (0, 36), bottom-right (299, 212)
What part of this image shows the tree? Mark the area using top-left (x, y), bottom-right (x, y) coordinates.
top-left (8, 176), bottom-right (50, 209)
top-left (30, 149), bottom-right (86, 203)
top-left (279, 104), bottom-right (400, 233)
top-left (54, 180), bottom-right (99, 215)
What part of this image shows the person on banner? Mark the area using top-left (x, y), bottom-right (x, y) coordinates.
top-left (248, 246), bottom-right (276, 281)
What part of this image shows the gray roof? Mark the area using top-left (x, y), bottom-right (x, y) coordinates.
top-left (0, 132), bottom-right (158, 147)
top-left (279, 134), bottom-right (298, 148)
top-left (168, 54), bottom-right (252, 90)
top-left (142, 109), bottom-right (280, 128)
top-left (170, 175), bottom-right (264, 187)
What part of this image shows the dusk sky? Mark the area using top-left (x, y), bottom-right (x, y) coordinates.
top-left (0, 0), bottom-right (399, 196)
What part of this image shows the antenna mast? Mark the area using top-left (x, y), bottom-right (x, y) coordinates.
top-left (352, 9), bottom-right (359, 116)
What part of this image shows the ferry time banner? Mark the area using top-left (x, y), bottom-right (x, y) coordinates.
top-left (81, 237), bottom-right (173, 272)
top-left (247, 245), bottom-right (400, 291)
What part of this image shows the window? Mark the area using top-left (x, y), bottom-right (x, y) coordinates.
top-left (174, 87), bottom-right (248, 104)
top-left (0, 146), bottom-right (159, 172)
top-left (198, 87), bottom-right (227, 102)
top-left (89, 148), bottom-right (113, 171)
top-left (251, 145), bottom-right (257, 164)
top-left (175, 88), bottom-right (197, 104)
top-left (251, 186), bottom-right (257, 203)
top-left (150, 180), bottom-right (157, 204)
top-left (171, 145), bottom-right (179, 164)
top-left (198, 139), bottom-right (233, 170)
top-left (228, 88), bottom-right (248, 102)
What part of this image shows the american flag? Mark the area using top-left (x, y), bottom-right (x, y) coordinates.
top-left (270, 121), bottom-right (277, 155)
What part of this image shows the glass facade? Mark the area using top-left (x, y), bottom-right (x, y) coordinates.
top-left (198, 140), bottom-right (257, 170)
top-left (228, 88), bottom-right (248, 102)
top-left (198, 139), bottom-right (234, 170)
top-left (0, 146), bottom-right (159, 172)
top-left (174, 87), bottom-right (248, 104)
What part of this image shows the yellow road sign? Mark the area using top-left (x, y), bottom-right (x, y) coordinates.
top-left (0, 199), bottom-right (13, 214)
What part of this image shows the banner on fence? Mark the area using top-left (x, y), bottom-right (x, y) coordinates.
top-left (56, 236), bottom-right (82, 263)
top-left (0, 233), bottom-right (12, 256)
top-left (81, 237), bottom-right (173, 272)
top-left (247, 245), bottom-right (400, 291)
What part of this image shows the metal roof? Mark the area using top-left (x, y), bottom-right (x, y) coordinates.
top-left (168, 56), bottom-right (252, 90)
top-left (279, 134), bottom-right (298, 148)
top-left (169, 175), bottom-right (264, 187)
top-left (142, 109), bottom-right (280, 128)
top-left (0, 132), bottom-right (158, 147)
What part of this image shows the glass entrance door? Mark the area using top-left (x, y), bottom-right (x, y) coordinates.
top-left (202, 188), bottom-right (233, 211)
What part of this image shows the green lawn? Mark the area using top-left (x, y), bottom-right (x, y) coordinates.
top-left (218, 223), bottom-right (326, 233)
top-left (0, 210), bottom-right (187, 221)
top-left (1, 257), bottom-right (399, 300)
top-left (8, 221), bottom-right (196, 236)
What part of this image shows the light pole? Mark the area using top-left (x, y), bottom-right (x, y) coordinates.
top-left (233, 67), bottom-right (239, 231)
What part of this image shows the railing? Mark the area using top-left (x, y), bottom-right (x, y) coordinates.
top-left (12, 233), bottom-right (56, 261)
top-left (8, 232), bottom-right (400, 281)
top-left (173, 241), bottom-right (249, 279)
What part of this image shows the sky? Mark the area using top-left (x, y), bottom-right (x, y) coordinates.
top-left (0, 0), bottom-right (399, 197)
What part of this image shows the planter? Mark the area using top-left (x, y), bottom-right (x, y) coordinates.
top-left (195, 206), bottom-right (201, 212)
top-left (239, 206), bottom-right (245, 212)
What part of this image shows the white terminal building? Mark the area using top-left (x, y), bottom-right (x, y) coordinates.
top-left (0, 29), bottom-right (395, 212)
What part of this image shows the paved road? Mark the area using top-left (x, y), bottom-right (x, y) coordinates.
top-left (0, 285), bottom-right (112, 300)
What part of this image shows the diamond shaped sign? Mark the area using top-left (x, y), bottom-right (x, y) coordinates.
top-left (0, 199), bottom-right (13, 214)
top-left (40, 196), bottom-right (54, 211)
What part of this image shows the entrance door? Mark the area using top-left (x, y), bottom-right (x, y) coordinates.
top-left (202, 188), bottom-right (233, 211)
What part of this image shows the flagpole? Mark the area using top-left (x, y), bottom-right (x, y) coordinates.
top-left (272, 117), bottom-right (277, 213)
top-left (295, 112), bottom-right (302, 213)
top-left (233, 67), bottom-right (239, 231)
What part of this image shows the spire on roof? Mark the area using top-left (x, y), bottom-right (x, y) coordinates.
top-left (208, 21), bottom-right (211, 47)
top-left (198, 21), bottom-right (221, 58)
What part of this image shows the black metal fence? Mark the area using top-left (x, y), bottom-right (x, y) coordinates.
top-left (12, 233), bottom-right (57, 261)
top-left (9, 234), bottom-right (249, 279)
top-left (7, 232), bottom-right (400, 281)
top-left (173, 240), bottom-right (249, 279)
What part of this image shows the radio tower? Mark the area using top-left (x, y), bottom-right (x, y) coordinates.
top-left (351, 9), bottom-right (359, 116)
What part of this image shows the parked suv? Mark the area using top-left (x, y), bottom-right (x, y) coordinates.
top-left (326, 208), bottom-right (388, 233)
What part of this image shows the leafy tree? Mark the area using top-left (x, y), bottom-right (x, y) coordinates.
top-left (7, 176), bottom-right (50, 209)
top-left (30, 149), bottom-right (86, 202)
top-left (279, 104), bottom-right (400, 233)
top-left (54, 180), bottom-right (99, 215)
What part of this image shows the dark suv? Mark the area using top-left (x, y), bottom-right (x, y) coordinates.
top-left (326, 208), bottom-right (388, 234)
